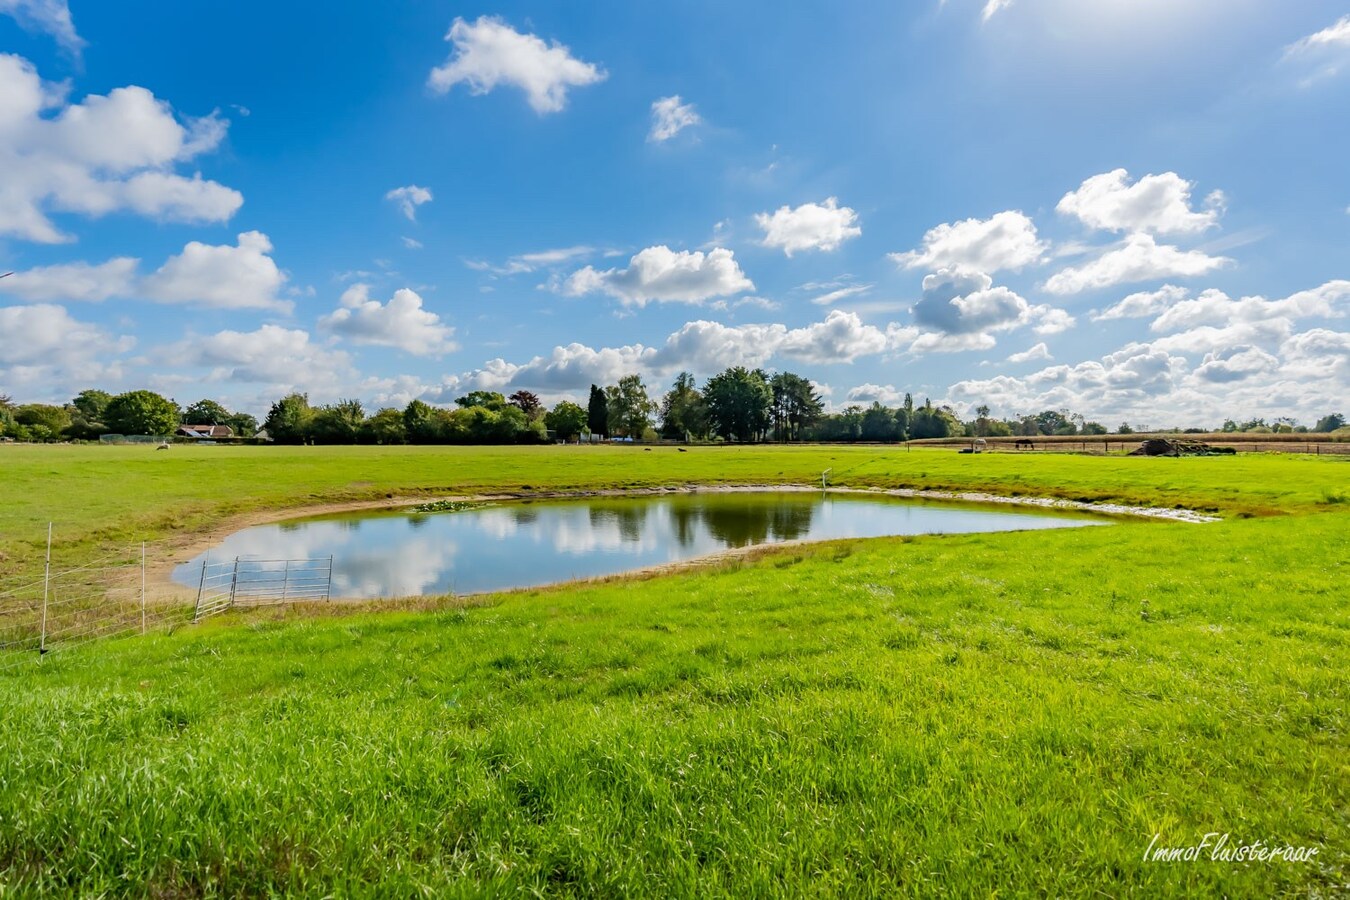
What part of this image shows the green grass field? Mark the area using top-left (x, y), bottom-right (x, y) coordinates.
top-left (0, 445), bottom-right (1346, 896)
top-left (1, 443), bottom-right (1346, 576)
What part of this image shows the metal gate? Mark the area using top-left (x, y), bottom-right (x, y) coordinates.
top-left (194, 556), bottom-right (333, 621)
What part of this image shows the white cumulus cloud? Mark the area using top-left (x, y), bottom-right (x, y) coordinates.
top-left (0, 303), bottom-right (133, 400)
top-left (1149, 280), bottom-right (1349, 334)
top-left (1, 234), bottom-right (296, 311)
top-left (648, 95), bottom-right (700, 142)
top-left (445, 311), bottom-right (906, 395)
top-left (0, 257), bottom-right (138, 302)
top-left (0, 302), bottom-right (131, 366)
top-left (947, 344), bottom-right (1185, 421)
top-left (564, 245), bottom-right (753, 307)
top-left (756, 197), bottom-right (861, 256)
top-left (427, 16), bottom-right (606, 114)
top-left (0, 53), bottom-right (241, 243)
top-left (776, 310), bottom-right (893, 363)
top-left (1007, 342), bottom-right (1052, 364)
top-left (142, 231), bottom-right (290, 312)
top-left (912, 268), bottom-right (1071, 337)
top-left (166, 324), bottom-right (352, 388)
top-left (1057, 169), bottom-right (1223, 235)
top-left (845, 383), bottom-right (909, 405)
top-left (319, 285), bottom-right (458, 357)
top-left (891, 210), bottom-right (1046, 273)
top-left (1192, 346), bottom-right (1280, 383)
top-left (1092, 284), bottom-right (1189, 321)
top-left (1043, 234), bottom-right (1229, 295)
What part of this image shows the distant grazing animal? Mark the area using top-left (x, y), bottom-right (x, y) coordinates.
top-left (1014, 439), bottom-right (1034, 450)
top-left (156, 442), bottom-right (170, 451)
top-left (677, 448), bottom-right (687, 452)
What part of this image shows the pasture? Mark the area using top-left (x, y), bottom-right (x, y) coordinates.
top-left (0, 444), bottom-right (1346, 896)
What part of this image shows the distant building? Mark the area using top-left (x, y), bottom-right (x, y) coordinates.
top-left (176, 424), bottom-right (234, 439)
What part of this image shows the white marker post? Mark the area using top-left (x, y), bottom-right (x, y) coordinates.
top-left (39, 522), bottom-right (52, 656)
top-left (141, 542), bottom-right (147, 635)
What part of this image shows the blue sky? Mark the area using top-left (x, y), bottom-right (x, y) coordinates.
top-left (1, 0), bottom-right (1347, 427)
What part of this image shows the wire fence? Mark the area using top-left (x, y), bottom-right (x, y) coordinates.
top-left (0, 544), bottom-right (195, 674)
top-left (906, 434), bottom-right (1350, 455)
top-left (0, 526), bottom-right (332, 675)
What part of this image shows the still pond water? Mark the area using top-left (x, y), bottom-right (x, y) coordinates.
top-left (174, 491), bottom-right (1108, 600)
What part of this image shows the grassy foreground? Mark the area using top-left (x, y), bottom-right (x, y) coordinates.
top-left (0, 446), bottom-right (1347, 896)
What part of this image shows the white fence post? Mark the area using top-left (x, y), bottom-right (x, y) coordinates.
top-left (39, 522), bottom-right (52, 655)
top-left (140, 541), bottom-right (147, 635)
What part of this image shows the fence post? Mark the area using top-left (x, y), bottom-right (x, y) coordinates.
top-left (140, 542), bottom-right (147, 635)
top-left (39, 522), bottom-right (52, 656)
top-left (327, 555), bottom-right (334, 601)
top-left (193, 552), bottom-right (209, 622)
top-left (281, 559), bottom-right (290, 602)
top-left (228, 558), bottom-right (239, 609)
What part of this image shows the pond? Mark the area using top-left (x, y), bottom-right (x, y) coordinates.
top-left (173, 490), bottom-right (1111, 600)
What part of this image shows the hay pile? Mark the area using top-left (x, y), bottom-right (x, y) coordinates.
top-left (1129, 438), bottom-right (1236, 457)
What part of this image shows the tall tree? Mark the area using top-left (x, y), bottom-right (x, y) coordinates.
top-left (769, 371), bottom-right (824, 441)
top-left (360, 408), bottom-right (407, 444)
top-left (226, 412), bottom-right (259, 437)
top-left (508, 390), bottom-right (544, 420)
top-left (910, 398), bottom-right (957, 440)
top-left (659, 372), bottom-right (707, 440)
top-left (71, 389), bottom-right (113, 421)
top-left (310, 399), bottom-right (366, 444)
top-left (104, 390), bottom-right (178, 436)
top-left (403, 399), bottom-right (438, 443)
top-left (587, 384), bottom-right (609, 439)
top-left (66, 389), bottom-right (114, 439)
top-left (1035, 409), bottom-right (1073, 435)
top-left (15, 404), bottom-right (72, 435)
top-left (263, 393), bottom-right (315, 444)
top-left (703, 367), bottom-right (772, 442)
top-left (861, 402), bottom-right (901, 441)
top-left (606, 375), bottom-right (657, 438)
top-left (1314, 413), bottom-right (1346, 433)
top-left (183, 399), bottom-right (231, 425)
top-left (974, 404), bottom-right (991, 438)
top-left (455, 391), bottom-right (508, 411)
top-left (545, 401), bottom-right (588, 441)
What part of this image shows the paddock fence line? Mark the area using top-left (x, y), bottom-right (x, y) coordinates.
top-left (0, 533), bottom-right (194, 674)
top-left (0, 524), bottom-right (333, 673)
top-left (904, 435), bottom-right (1350, 455)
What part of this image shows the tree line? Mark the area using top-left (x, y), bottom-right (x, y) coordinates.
top-left (1, 381), bottom-right (1345, 445)
top-left (0, 390), bottom-right (256, 442)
